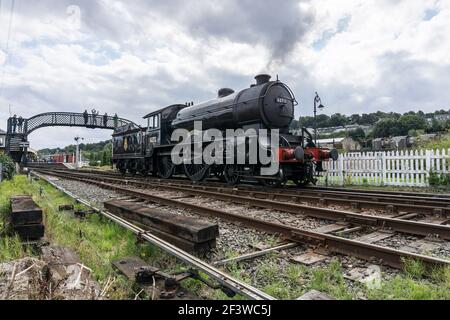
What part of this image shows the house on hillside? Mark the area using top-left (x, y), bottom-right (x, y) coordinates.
top-left (426, 113), bottom-right (450, 124)
top-left (317, 137), bottom-right (361, 151)
top-left (316, 125), bottom-right (373, 136)
top-left (316, 138), bottom-right (344, 149)
top-left (291, 125), bottom-right (373, 137)
top-left (342, 137), bottom-right (362, 151)
top-left (372, 138), bottom-right (388, 150)
top-left (27, 149), bottom-right (38, 162)
top-left (435, 114), bottom-right (450, 122)
top-left (390, 136), bottom-right (412, 149)
top-left (373, 136), bottom-right (413, 150)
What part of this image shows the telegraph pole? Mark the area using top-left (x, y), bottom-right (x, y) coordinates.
top-left (74, 136), bottom-right (84, 169)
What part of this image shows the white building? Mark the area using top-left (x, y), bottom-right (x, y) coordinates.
top-left (0, 129), bottom-right (6, 153)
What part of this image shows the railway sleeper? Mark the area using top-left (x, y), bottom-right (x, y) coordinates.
top-left (8, 196), bottom-right (45, 241)
top-left (104, 200), bottom-right (219, 252)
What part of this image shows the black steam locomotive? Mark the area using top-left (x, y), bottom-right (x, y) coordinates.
top-left (112, 74), bottom-right (338, 186)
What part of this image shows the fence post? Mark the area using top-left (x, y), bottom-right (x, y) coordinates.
top-left (339, 154), bottom-right (344, 186)
top-left (425, 149), bottom-right (432, 186)
top-left (0, 163), bottom-right (3, 183)
top-left (381, 152), bottom-right (386, 186)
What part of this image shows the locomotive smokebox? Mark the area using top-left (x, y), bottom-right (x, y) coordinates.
top-left (255, 74), bottom-right (272, 85)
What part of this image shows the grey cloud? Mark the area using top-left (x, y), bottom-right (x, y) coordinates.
top-left (137, 0), bottom-right (315, 68)
top-left (15, 0), bottom-right (141, 44)
top-left (299, 51), bottom-right (450, 117)
top-left (374, 51), bottom-right (450, 110)
top-left (14, 0), bottom-right (316, 66)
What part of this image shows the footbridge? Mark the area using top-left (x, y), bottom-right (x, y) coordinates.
top-left (5, 112), bottom-right (138, 164)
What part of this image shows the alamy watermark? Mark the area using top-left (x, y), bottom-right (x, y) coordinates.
top-left (170, 122), bottom-right (280, 176)
top-left (66, 5), bottom-right (81, 30)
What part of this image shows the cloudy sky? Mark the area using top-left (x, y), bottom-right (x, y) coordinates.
top-left (0, 0), bottom-right (449, 149)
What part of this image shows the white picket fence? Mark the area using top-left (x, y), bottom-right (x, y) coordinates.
top-left (321, 149), bottom-right (450, 187)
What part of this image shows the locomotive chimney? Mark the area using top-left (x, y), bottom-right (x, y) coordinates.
top-left (255, 74), bottom-right (271, 86)
top-left (218, 88), bottom-right (235, 98)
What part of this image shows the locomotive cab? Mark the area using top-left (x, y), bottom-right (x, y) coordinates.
top-left (112, 123), bottom-right (145, 175)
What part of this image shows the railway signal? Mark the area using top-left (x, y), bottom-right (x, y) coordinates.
top-left (74, 136), bottom-right (84, 169)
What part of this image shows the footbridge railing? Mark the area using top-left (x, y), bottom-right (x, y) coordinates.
top-left (7, 112), bottom-right (136, 136)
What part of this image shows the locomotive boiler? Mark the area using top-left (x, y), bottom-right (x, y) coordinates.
top-left (172, 74), bottom-right (294, 131)
top-left (112, 74), bottom-right (338, 187)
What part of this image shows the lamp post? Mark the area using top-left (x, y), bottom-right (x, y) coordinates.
top-left (314, 92), bottom-right (325, 145)
top-left (74, 136), bottom-right (84, 169)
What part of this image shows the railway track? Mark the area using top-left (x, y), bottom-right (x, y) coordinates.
top-left (36, 169), bottom-right (450, 240)
top-left (69, 168), bottom-right (450, 197)
top-left (31, 171), bottom-right (275, 300)
top-left (33, 168), bottom-right (450, 271)
top-left (38, 168), bottom-right (450, 218)
top-left (28, 165), bottom-right (450, 200)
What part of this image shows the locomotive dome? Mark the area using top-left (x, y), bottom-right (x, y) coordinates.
top-left (172, 74), bottom-right (296, 130)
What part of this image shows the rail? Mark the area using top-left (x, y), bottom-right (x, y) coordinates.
top-left (31, 170), bottom-right (274, 300)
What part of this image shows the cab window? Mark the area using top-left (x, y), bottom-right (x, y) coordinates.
top-left (148, 114), bottom-right (160, 130)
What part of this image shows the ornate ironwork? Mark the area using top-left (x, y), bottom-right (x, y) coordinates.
top-left (7, 112), bottom-right (135, 136)
top-left (5, 112), bottom-right (138, 162)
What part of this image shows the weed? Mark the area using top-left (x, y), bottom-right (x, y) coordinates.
top-left (403, 259), bottom-right (426, 279)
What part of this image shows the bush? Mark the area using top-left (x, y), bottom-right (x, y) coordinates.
top-left (0, 154), bottom-right (16, 180)
top-left (429, 170), bottom-right (450, 186)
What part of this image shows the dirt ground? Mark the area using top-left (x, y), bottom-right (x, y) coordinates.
top-left (0, 246), bottom-right (102, 300)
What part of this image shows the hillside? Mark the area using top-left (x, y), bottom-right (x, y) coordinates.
top-left (291, 109), bottom-right (450, 139)
top-left (38, 140), bottom-right (112, 155)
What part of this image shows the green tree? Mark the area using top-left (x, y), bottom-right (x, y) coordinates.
top-left (359, 113), bottom-right (379, 125)
top-left (316, 114), bottom-right (331, 128)
top-left (328, 113), bottom-right (349, 127)
top-left (347, 128), bottom-right (366, 142)
top-left (372, 119), bottom-right (398, 138)
top-left (350, 114), bottom-right (361, 124)
top-left (446, 119), bottom-right (450, 130)
top-left (89, 153), bottom-right (98, 166)
top-left (101, 151), bottom-right (108, 166)
top-left (398, 114), bottom-right (428, 133)
top-left (0, 154), bottom-right (16, 180)
top-left (428, 119), bottom-right (444, 133)
top-left (289, 119), bottom-right (300, 130)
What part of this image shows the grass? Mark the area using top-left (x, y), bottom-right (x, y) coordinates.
top-left (417, 137), bottom-right (450, 151)
top-left (0, 175), bottom-right (187, 299)
top-left (317, 177), bottom-right (450, 193)
top-left (367, 261), bottom-right (450, 300)
top-left (221, 255), bottom-right (450, 300)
